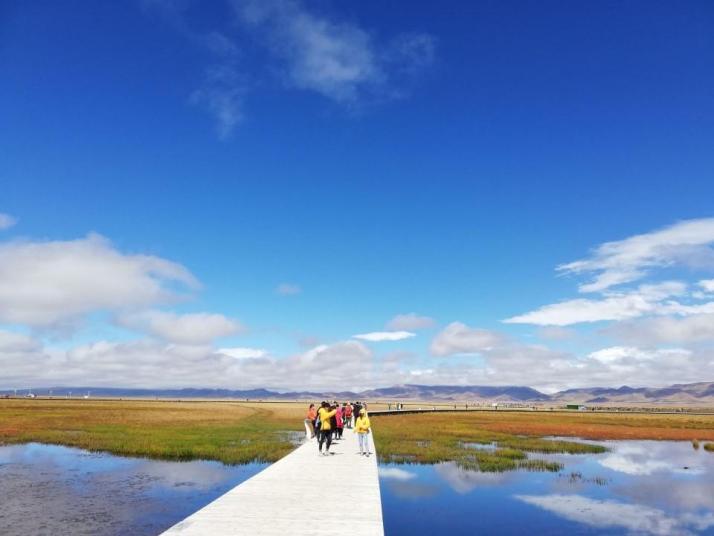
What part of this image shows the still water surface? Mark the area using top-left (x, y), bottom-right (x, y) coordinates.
top-left (2, 440), bottom-right (714, 535)
top-left (380, 439), bottom-right (714, 535)
top-left (0, 443), bottom-right (265, 535)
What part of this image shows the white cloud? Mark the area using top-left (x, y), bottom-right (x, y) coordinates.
top-left (505, 281), bottom-right (688, 326)
top-left (537, 326), bottom-right (576, 340)
top-left (558, 218), bottom-right (714, 293)
top-left (0, 234), bottom-right (199, 329)
top-left (386, 313), bottom-right (435, 331)
top-left (378, 467), bottom-right (417, 481)
top-left (430, 322), bottom-right (504, 356)
top-left (118, 310), bottom-right (244, 345)
top-left (607, 314), bottom-right (714, 345)
top-left (275, 283), bottom-right (302, 295)
top-left (515, 494), bottom-right (712, 536)
top-left (353, 331), bottom-right (415, 342)
top-left (588, 346), bottom-right (689, 365)
top-left (0, 213), bottom-right (17, 230)
top-left (0, 330), bottom-right (40, 353)
top-left (218, 347), bottom-right (267, 359)
top-left (233, 0), bottom-right (434, 103)
top-left (699, 279), bottom-right (714, 292)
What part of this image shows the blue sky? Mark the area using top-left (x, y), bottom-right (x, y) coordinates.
top-left (1, 0), bottom-right (714, 392)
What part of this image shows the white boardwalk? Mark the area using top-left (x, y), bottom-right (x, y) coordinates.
top-left (162, 429), bottom-right (384, 536)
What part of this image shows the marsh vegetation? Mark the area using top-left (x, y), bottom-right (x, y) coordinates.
top-left (3, 400), bottom-right (714, 471)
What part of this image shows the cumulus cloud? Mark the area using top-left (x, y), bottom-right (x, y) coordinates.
top-left (386, 313), bottom-right (435, 331)
top-left (558, 218), bottom-right (714, 293)
top-left (0, 330), bottom-right (41, 353)
top-left (700, 279), bottom-right (714, 292)
top-left (353, 331), bottom-right (415, 342)
top-left (0, 234), bottom-right (199, 329)
top-left (0, 338), bottom-right (375, 391)
top-left (537, 326), bottom-right (576, 341)
top-left (606, 314), bottom-right (714, 345)
top-left (430, 322), bottom-right (504, 356)
top-left (117, 310), bottom-right (244, 345)
top-left (275, 283), bottom-right (302, 295)
top-left (0, 213), bottom-right (17, 230)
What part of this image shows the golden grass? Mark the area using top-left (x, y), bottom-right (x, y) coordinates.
top-left (4, 400), bottom-right (714, 471)
top-left (371, 411), bottom-right (714, 472)
top-left (0, 399), bottom-right (304, 464)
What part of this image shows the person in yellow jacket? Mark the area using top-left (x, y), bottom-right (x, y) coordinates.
top-left (317, 402), bottom-right (337, 456)
top-left (354, 408), bottom-right (371, 456)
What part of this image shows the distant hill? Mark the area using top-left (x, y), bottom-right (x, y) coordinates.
top-left (4, 381), bottom-right (714, 404)
top-left (549, 382), bottom-right (714, 405)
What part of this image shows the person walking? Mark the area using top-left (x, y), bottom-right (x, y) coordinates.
top-left (355, 408), bottom-right (372, 456)
top-left (353, 401), bottom-right (362, 425)
top-left (305, 403), bottom-right (317, 440)
top-left (317, 402), bottom-right (337, 455)
top-left (344, 402), bottom-right (353, 428)
top-left (335, 404), bottom-right (344, 439)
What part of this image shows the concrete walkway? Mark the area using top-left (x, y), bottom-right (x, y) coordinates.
top-left (161, 429), bottom-right (383, 536)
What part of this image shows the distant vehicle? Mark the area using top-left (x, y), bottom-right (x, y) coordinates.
top-left (25, 392), bottom-right (36, 399)
top-left (83, 392), bottom-right (91, 399)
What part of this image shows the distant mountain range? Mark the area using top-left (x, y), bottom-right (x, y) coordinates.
top-left (4, 382), bottom-right (714, 404)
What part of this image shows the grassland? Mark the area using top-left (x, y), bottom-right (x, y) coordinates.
top-left (3, 400), bottom-right (714, 472)
top-left (0, 399), bottom-right (304, 464)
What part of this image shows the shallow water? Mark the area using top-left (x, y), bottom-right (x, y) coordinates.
top-left (379, 440), bottom-right (714, 535)
top-left (3, 440), bottom-right (714, 535)
top-left (0, 443), bottom-right (266, 535)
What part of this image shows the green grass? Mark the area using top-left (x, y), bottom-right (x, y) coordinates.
top-left (373, 413), bottom-right (606, 473)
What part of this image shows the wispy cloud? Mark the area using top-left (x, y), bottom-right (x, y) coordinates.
top-left (558, 218), bottom-right (714, 293)
top-left (353, 331), bottom-right (415, 342)
top-left (504, 282), bottom-right (688, 326)
top-left (275, 283), bottom-right (302, 295)
top-left (190, 64), bottom-right (245, 139)
top-left (148, 0), bottom-right (435, 136)
top-left (506, 218), bottom-right (714, 327)
top-left (0, 213), bottom-right (17, 230)
top-left (233, 0), bottom-right (435, 104)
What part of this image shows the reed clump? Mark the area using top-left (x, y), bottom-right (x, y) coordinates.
top-left (704, 442), bottom-right (714, 452)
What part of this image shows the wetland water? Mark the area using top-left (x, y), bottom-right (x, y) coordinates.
top-left (2, 439), bottom-right (714, 535)
top-left (0, 443), bottom-right (265, 535)
top-left (380, 439), bottom-right (714, 535)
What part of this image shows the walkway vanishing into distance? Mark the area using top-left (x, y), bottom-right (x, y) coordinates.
top-left (162, 429), bottom-right (383, 536)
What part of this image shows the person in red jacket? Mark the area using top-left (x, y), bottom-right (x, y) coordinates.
top-left (344, 402), bottom-right (353, 428)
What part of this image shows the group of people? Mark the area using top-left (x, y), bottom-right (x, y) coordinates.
top-left (305, 401), bottom-right (372, 457)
